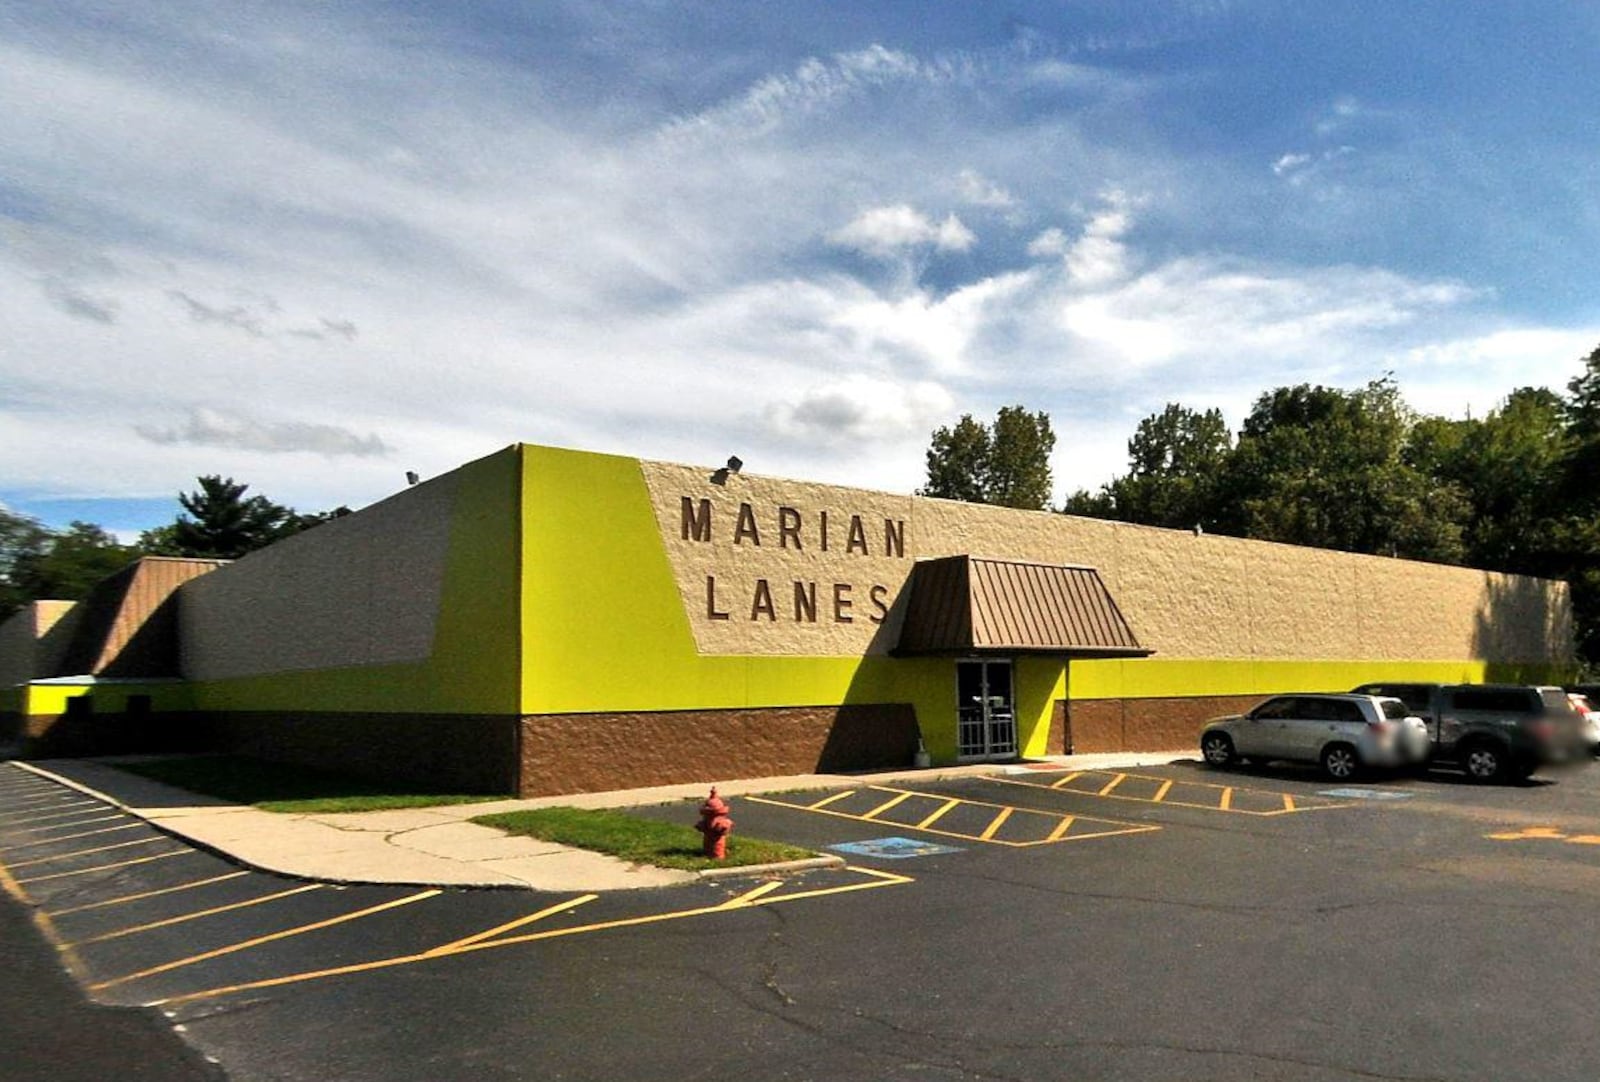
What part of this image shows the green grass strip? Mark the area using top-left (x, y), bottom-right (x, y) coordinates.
top-left (472, 806), bottom-right (816, 871)
top-left (113, 756), bottom-right (508, 814)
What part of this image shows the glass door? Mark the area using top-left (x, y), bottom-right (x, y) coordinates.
top-left (957, 659), bottom-right (1017, 761)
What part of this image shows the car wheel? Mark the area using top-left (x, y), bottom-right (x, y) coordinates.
top-left (1200, 732), bottom-right (1237, 768)
top-left (1461, 740), bottom-right (1508, 784)
top-left (1320, 743), bottom-right (1360, 781)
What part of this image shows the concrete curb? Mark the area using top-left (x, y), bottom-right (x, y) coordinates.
top-left (697, 855), bottom-right (845, 879)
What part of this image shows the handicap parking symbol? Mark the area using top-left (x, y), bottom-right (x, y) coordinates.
top-left (829, 836), bottom-right (964, 860)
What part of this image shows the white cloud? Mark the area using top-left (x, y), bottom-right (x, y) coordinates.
top-left (767, 376), bottom-right (954, 444)
top-left (136, 407), bottom-right (392, 457)
top-left (957, 169), bottom-right (1015, 208)
top-left (829, 205), bottom-right (976, 258)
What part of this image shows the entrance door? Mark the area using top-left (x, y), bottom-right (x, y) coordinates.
top-left (957, 659), bottom-right (1017, 761)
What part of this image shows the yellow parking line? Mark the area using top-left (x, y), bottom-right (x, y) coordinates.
top-left (1151, 779), bottom-right (1174, 803)
top-left (1096, 774), bottom-right (1126, 797)
top-left (146, 868), bottom-right (912, 1008)
top-left (9, 814), bottom-right (124, 835)
top-left (916, 798), bottom-right (961, 830)
top-left (978, 807), bottom-right (1014, 840)
top-left (1046, 815), bottom-right (1079, 841)
top-left (860, 791), bottom-right (915, 820)
top-left (19, 849), bottom-right (189, 885)
top-left (0, 849), bottom-right (90, 984)
top-left (0, 823), bottom-right (143, 852)
top-left (425, 894), bottom-right (598, 955)
top-left (48, 872), bottom-right (251, 917)
top-left (7, 807), bottom-right (111, 827)
top-left (1049, 772), bottom-right (1083, 790)
top-left (723, 880), bottom-right (786, 906)
top-left (1282, 793), bottom-right (1297, 812)
top-left (63, 885), bottom-right (326, 947)
top-left (6, 836), bottom-right (168, 870)
top-left (90, 889), bottom-right (442, 991)
top-left (808, 790), bottom-right (857, 810)
top-left (1219, 788), bottom-right (1234, 811)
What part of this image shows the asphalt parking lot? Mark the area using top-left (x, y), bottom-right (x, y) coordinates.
top-left (8, 756), bottom-right (1600, 1081)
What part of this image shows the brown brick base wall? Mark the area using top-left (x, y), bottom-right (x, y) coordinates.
top-left (17, 710), bottom-right (211, 759)
top-left (208, 712), bottom-right (521, 794)
top-left (1066, 695), bottom-right (1266, 754)
top-left (520, 703), bottom-right (920, 797)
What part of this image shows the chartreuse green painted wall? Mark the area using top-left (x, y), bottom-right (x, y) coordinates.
top-left (1067, 657), bottom-right (1571, 701)
top-left (186, 447), bottom-right (521, 715)
top-left (518, 445), bottom-right (983, 759)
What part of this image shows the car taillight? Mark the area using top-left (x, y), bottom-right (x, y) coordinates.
top-left (1367, 720), bottom-right (1392, 732)
top-left (1530, 718), bottom-right (1556, 741)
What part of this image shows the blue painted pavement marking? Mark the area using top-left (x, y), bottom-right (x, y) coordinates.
top-left (1318, 788), bottom-right (1414, 800)
top-left (829, 837), bottom-right (964, 860)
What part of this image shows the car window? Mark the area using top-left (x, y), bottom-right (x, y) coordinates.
top-left (1253, 697), bottom-right (1295, 719)
top-left (1379, 699), bottom-right (1410, 721)
top-left (1450, 688), bottom-right (1535, 713)
top-left (1540, 688), bottom-right (1577, 714)
top-left (1331, 700), bottom-right (1365, 723)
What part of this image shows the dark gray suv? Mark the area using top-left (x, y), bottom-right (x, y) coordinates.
top-left (1349, 683), bottom-right (1589, 782)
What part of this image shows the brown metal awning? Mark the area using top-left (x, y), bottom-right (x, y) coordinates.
top-left (894, 555), bottom-right (1151, 658)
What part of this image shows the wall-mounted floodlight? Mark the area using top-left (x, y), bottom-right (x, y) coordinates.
top-left (406, 471), bottom-right (420, 486)
top-left (710, 455), bottom-right (744, 486)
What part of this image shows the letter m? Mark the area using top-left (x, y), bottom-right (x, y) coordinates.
top-left (681, 497), bottom-right (713, 542)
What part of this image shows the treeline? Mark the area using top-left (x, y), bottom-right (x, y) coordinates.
top-left (0, 476), bottom-right (348, 620)
top-left (925, 345), bottom-right (1600, 664)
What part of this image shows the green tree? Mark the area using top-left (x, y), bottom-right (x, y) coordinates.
top-left (1221, 377), bottom-right (1466, 562)
top-left (1, 507), bottom-right (52, 619)
top-left (8, 521), bottom-right (139, 606)
top-left (921, 415), bottom-right (991, 504)
top-left (920, 406), bottom-right (1055, 510)
top-left (1100, 404), bottom-right (1233, 529)
top-left (168, 476), bottom-right (296, 559)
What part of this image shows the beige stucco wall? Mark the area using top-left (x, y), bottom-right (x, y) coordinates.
top-left (641, 461), bottom-right (1573, 665)
top-left (0, 601), bottom-right (80, 685)
top-left (181, 473), bottom-right (461, 680)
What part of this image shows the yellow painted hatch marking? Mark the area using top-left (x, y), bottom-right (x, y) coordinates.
top-left (0, 823), bottom-right (143, 851)
top-left (977, 807), bottom-right (1014, 840)
top-left (916, 798), bottom-right (962, 830)
top-left (747, 786), bottom-right (1158, 847)
top-left (860, 791), bottom-right (915, 820)
top-left (145, 867), bottom-right (913, 1009)
top-left (90, 889), bottom-right (443, 991)
top-left (986, 771), bottom-right (1350, 816)
top-left (47, 872), bottom-right (251, 917)
top-left (18, 849), bottom-right (189, 885)
top-left (425, 894), bottom-right (599, 955)
top-left (62, 884), bottom-right (326, 948)
top-left (808, 790), bottom-right (858, 810)
top-left (1046, 816), bottom-right (1079, 842)
top-left (8, 815), bottom-right (125, 835)
top-left (6, 835), bottom-right (169, 870)
top-left (1484, 826), bottom-right (1600, 846)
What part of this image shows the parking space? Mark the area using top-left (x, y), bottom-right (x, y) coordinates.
top-left (744, 783), bottom-right (1162, 846)
top-left (0, 766), bottom-right (912, 1010)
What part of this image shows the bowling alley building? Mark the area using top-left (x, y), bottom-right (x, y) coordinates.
top-left (0, 443), bottom-right (1576, 796)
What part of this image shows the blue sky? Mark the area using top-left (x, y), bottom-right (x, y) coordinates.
top-left (4, 1), bottom-right (1599, 537)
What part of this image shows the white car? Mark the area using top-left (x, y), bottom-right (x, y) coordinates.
top-left (1200, 693), bottom-right (1430, 780)
top-left (1568, 693), bottom-right (1600, 755)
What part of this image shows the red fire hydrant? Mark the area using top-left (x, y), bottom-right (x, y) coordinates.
top-left (694, 787), bottom-right (734, 860)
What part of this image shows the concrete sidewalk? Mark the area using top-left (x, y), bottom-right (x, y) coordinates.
top-left (7, 752), bottom-right (1191, 892)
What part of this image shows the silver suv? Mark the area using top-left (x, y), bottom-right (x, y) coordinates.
top-left (1200, 694), bottom-right (1430, 780)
